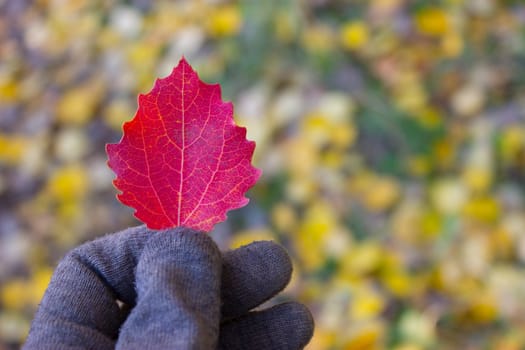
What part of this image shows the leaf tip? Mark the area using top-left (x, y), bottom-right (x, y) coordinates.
top-left (176, 56), bottom-right (193, 72)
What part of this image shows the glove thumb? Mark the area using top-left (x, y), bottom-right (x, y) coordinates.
top-left (116, 227), bottom-right (222, 350)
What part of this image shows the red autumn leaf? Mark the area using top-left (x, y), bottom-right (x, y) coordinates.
top-left (106, 58), bottom-right (261, 231)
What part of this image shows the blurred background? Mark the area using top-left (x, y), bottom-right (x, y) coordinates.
top-left (1, 0), bottom-right (525, 348)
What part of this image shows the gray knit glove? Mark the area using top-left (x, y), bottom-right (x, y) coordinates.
top-left (24, 226), bottom-right (313, 349)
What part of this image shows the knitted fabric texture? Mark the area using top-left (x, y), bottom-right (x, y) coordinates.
top-left (24, 226), bottom-right (313, 350)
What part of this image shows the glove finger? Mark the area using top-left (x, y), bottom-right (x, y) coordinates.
top-left (58, 225), bottom-right (153, 305)
top-left (116, 228), bottom-right (222, 349)
top-left (221, 241), bottom-right (293, 319)
top-left (24, 225), bottom-right (152, 349)
top-left (218, 302), bottom-right (314, 350)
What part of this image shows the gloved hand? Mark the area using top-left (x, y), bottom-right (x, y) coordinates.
top-left (23, 225), bottom-right (313, 349)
